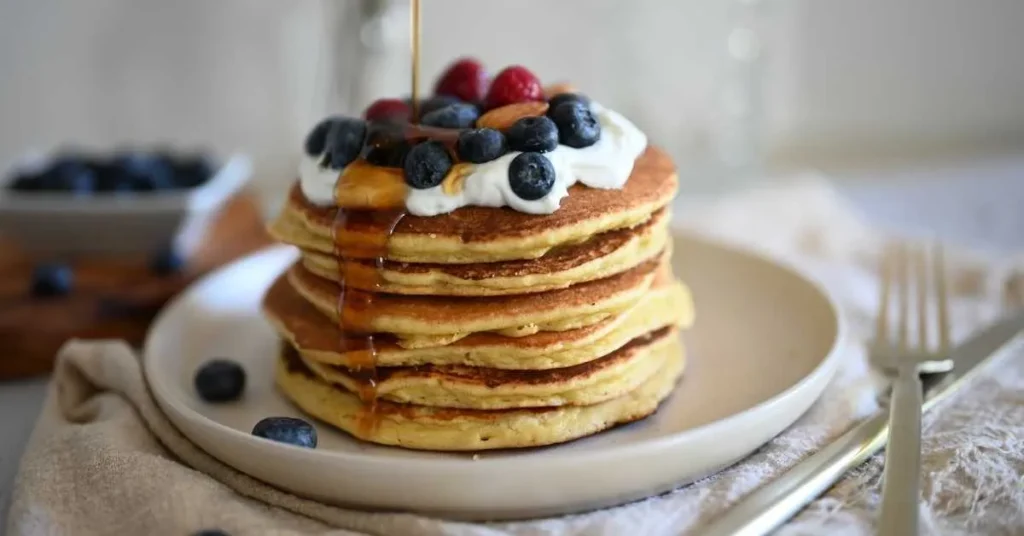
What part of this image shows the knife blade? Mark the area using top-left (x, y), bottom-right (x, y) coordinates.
top-left (699, 309), bottom-right (1024, 536)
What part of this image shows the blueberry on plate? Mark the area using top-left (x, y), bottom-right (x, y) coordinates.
top-left (30, 263), bottom-right (73, 298)
top-left (304, 116), bottom-right (340, 157)
top-left (506, 116), bottom-right (559, 153)
top-left (151, 246), bottom-right (185, 275)
top-left (252, 416), bottom-right (317, 448)
top-left (403, 140), bottom-right (453, 189)
top-left (508, 152), bottom-right (555, 201)
top-left (547, 92), bottom-right (591, 111)
top-left (194, 359), bottom-right (246, 402)
top-left (323, 118), bottom-right (368, 170)
top-left (420, 103), bottom-right (479, 129)
top-left (549, 100), bottom-right (601, 148)
top-left (457, 128), bottom-right (506, 163)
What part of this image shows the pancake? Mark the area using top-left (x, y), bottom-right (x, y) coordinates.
top-left (264, 268), bottom-right (694, 369)
top-left (269, 146), bottom-right (678, 264)
top-left (300, 327), bottom-right (676, 409)
top-left (275, 335), bottom-right (686, 450)
top-left (287, 253), bottom-right (666, 347)
top-left (298, 208), bottom-right (670, 296)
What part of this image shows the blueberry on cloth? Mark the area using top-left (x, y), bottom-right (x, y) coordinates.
top-left (506, 116), bottom-right (558, 153)
top-left (251, 416), bottom-right (317, 448)
top-left (456, 128), bottom-right (507, 163)
top-left (194, 359), bottom-right (246, 402)
top-left (403, 140), bottom-right (453, 189)
top-left (508, 152), bottom-right (555, 201)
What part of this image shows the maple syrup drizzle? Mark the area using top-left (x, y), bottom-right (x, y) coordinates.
top-left (331, 0), bottom-right (419, 436)
top-left (410, 0), bottom-right (422, 121)
top-left (332, 207), bottom-right (405, 435)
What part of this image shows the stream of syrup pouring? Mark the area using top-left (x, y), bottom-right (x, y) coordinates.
top-left (330, 0), bottom-right (422, 437)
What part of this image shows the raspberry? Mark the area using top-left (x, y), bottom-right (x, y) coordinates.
top-left (434, 58), bottom-right (488, 103)
top-left (363, 98), bottom-right (410, 122)
top-left (484, 66), bottom-right (543, 110)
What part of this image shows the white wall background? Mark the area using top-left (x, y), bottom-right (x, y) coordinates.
top-left (1, 0), bottom-right (1022, 199)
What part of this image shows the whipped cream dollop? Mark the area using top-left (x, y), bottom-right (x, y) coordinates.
top-left (298, 102), bottom-right (647, 216)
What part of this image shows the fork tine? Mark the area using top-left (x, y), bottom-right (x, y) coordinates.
top-left (934, 243), bottom-right (951, 353)
top-left (897, 243), bottom-right (910, 353)
top-left (915, 244), bottom-right (929, 352)
top-left (876, 244), bottom-right (894, 347)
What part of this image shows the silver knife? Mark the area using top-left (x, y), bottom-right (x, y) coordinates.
top-left (699, 309), bottom-right (1024, 536)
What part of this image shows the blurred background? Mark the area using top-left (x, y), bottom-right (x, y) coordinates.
top-left (2, 0), bottom-right (1024, 209)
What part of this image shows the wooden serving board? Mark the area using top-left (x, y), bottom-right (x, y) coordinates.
top-left (0, 192), bottom-right (274, 380)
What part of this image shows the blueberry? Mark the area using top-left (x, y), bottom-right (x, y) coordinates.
top-left (547, 92), bottom-right (591, 111)
top-left (457, 128), bottom-right (506, 163)
top-left (304, 116), bottom-right (338, 156)
top-left (403, 140), bottom-right (453, 189)
top-left (84, 157), bottom-right (130, 193)
top-left (9, 172), bottom-right (42, 192)
top-left (506, 116), bottom-right (558, 153)
top-left (420, 103), bottom-right (479, 129)
top-left (114, 152), bottom-right (175, 192)
top-left (508, 152), bottom-right (555, 201)
top-left (151, 247), bottom-right (185, 275)
top-left (323, 118), bottom-right (367, 170)
top-left (192, 530), bottom-right (230, 536)
top-left (252, 416), bottom-right (317, 448)
top-left (194, 359), bottom-right (246, 402)
top-left (39, 158), bottom-right (95, 194)
top-left (364, 140), bottom-right (413, 168)
top-left (30, 263), bottom-right (73, 298)
top-left (172, 154), bottom-right (216, 188)
top-left (549, 101), bottom-right (601, 149)
top-left (417, 95), bottom-right (462, 116)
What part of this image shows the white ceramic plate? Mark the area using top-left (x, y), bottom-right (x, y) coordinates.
top-left (144, 233), bottom-right (844, 521)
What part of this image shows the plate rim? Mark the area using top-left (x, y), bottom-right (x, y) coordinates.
top-left (143, 232), bottom-right (846, 473)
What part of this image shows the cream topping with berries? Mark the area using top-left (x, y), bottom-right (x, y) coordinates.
top-left (298, 102), bottom-right (646, 216)
top-left (403, 103), bottom-right (645, 216)
top-left (297, 60), bottom-right (648, 216)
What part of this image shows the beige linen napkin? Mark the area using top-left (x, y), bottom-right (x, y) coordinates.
top-left (8, 177), bottom-right (1024, 536)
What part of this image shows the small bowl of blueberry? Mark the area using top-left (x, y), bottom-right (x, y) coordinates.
top-left (0, 148), bottom-right (252, 256)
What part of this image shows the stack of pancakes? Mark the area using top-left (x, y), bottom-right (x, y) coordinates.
top-left (263, 146), bottom-right (694, 451)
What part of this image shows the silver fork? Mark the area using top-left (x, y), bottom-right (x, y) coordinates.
top-left (872, 243), bottom-right (955, 536)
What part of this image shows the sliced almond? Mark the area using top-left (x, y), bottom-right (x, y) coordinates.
top-left (544, 82), bottom-right (578, 99)
top-left (335, 160), bottom-right (407, 209)
top-left (441, 163), bottom-right (474, 195)
top-left (476, 101), bottom-right (549, 131)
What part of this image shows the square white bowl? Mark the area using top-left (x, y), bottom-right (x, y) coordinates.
top-left (0, 154), bottom-right (253, 258)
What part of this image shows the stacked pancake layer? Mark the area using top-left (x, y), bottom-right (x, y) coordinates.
top-left (264, 146), bottom-right (693, 451)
